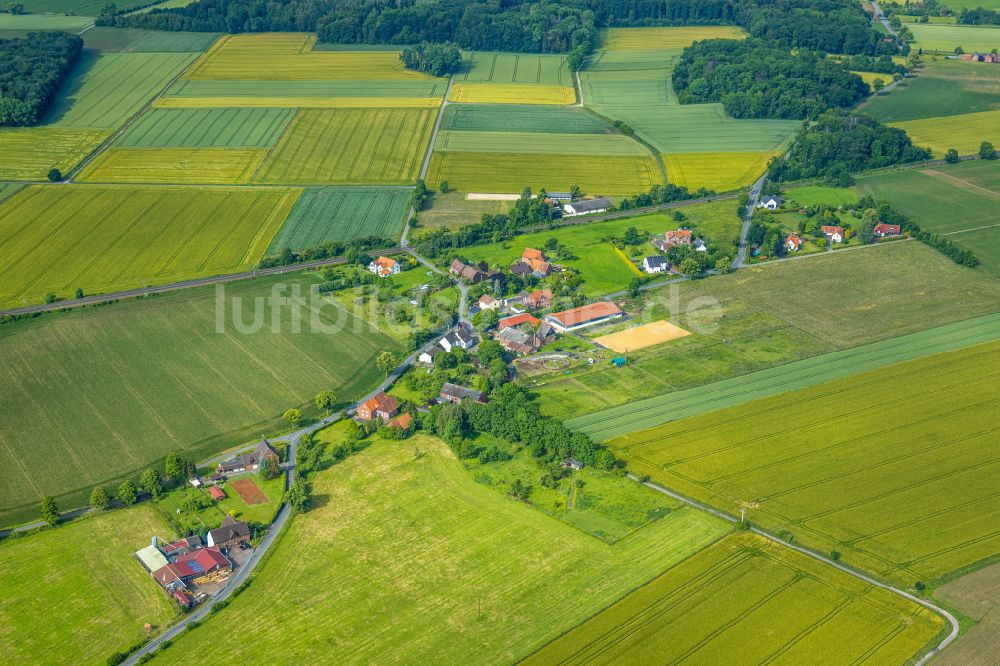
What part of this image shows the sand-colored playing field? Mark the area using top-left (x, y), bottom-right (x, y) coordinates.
top-left (594, 320), bottom-right (691, 352)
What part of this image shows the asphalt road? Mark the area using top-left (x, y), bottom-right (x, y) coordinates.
top-left (734, 172), bottom-right (767, 268)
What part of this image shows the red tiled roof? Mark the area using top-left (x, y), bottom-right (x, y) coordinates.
top-left (388, 413), bottom-right (412, 430)
top-left (522, 248), bottom-right (545, 262)
top-left (786, 234), bottom-right (802, 247)
top-left (499, 313), bottom-right (540, 330)
top-left (547, 302), bottom-right (622, 327)
top-left (665, 229), bottom-right (692, 242)
top-left (821, 225), bottom-right (844, 235)
top-left (362, 391), bottom-right (397, 414)
top-left (874, 223), bottom-right (900, 235)
top-left (177, 547), bottom-right (229, 571)
top-left (208, 486), bottom-right (226, 500)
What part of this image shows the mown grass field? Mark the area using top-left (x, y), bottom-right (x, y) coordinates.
top-left (448, 82), bottom-right (576, 105)
top-left (863, 60), bottom-right (1000, 123)
top-left (602, 26), bottom-right (746, 51)
top-left (0, 185), bottom-right (298, 306)
top-left (460, 52), bottom-right (570, 85)
top-left (665, 151), bottom-right (777, 191)
top-left (77, 148), bottom-right (269, 184)
top-left (0, 506), bottom-right (176, 663)
top-left (426, 151), bottom-right (660, 195)
top-left (435, 130), bottom-right (649, 156)
top-left (524, 534), bottom-right (943, 665)
top-left (0, 13), bottom-right (92, 30)
top-left (441, 104), bottom-right (609, 133)
top-left (149, 436), bottom-right (729, 663)
top-left (611, 340), bottom-right (1000, 586)
top-left (266, 187), bottom-right (409, 252)
top-left (891, 109), bottom-right (1000, 156)
top-left (533, 242), bottom-right (1000, 418)
top-left (0, 128), bottom-right (107, 180)
top-left (116, 108), bottom-right (294, 147)
top-left (909, 23), bottom-right (1000, 53)
top-left (185, 33), bottom-right (438, 80)
top-left (81, 27), bottom-right (219, 53)
top-left (47, 51), bottom-right (198, 128)
top-left (0, 272), bottom-right (404, 527)
top-left (254, 108), bottom-right (434, 185)
top-left (855, 160), bottom-right (1000, 275)
top-left (568, 312), bottom-right (1000, 440)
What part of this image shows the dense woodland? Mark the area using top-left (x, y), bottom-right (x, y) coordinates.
top-left (767, 111), bottom-right (932, 183)
top-left (0, 32), bottom-right (82, 127)
top-left (400, 42), bottom-right (463, 76)
top-left (673, 39), bottom-right (869, 119)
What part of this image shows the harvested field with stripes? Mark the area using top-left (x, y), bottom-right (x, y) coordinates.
top-left (77, 148), bottom-right (269, 184)
top-left (665, 151), bottom-right (777, 191)
top-left (0, 273), bottom-right (403, 526)
top-left (0, 128), bottom-right (108, 180)
top-left (524, 534), bottom-right (943, 665)
top-left (448, 82), bottom-right (576, 105)
top-left (116, 108), bottom-right (294, 147)
top-left (459, 52), bottom-right (570, 85)
top-left (611, 340), bottom-right (1000, 585)
top-left (254, 109), bottom-right (435, 185)
top-left (0, 185), bottom-right (298, 306)
top-left (266, 187), bottom-right (409, 252)
top-left (441, 104), bottom-right (609, 133)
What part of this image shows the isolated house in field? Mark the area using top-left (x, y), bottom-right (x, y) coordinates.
top-left (821, 225), bottom-right (844, 243)
top-left (652, 229), bottom-right (692, 251)
top-left (757, 195), bottom-right (784, 210)
top-left (545, 301), bottom-right (624, 332)
top-left (440, 383), bottom-right (488, 405)
top-left (563, 197), bottom-right (611, 217)
top-left (216, 439), bottom-right (279, 475)
top-left (642, 255), bottom-right (668, 273)
top-left (368, 256), bottom-right (400, 277)
top-left (520, 248), bottom-right (552, 277)
top-left (785, 234), bottom-right (804, 252)
top-left (357, 391), bottom-right (398, 421)
top-left (152, 546), bottom-right (231, 591)
top-left (873, 223), bottom-right (901, 237)
top-left (206, 516), bottom-right (250, 549)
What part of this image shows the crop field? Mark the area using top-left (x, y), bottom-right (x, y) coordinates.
top-left (582, 69), bottom-right (675, 106)
top-left (863, 60), bottom-right (1000, 123)
top-left (610, 340), bottom-right (1000, 586)
top-left (426, 152), bottom-right (660, 196)
top-left (441, 104), bottom-right (609, 133)
top-left (569, 312), bottom-right (1000, 439)
top-left (434, 130), bottom-right (649, 156)
top-left (185, 33), bottom-right (438, 81)
top-left (0, 506), bottom-right (176, 663)
top-left (524, 534), bottom-right (943, 666)
top-left (602, 26), bottom-right (746, 51)
top-left (81, 27), bottom-right (219, 53)
top-left (890, 108), bottom-right (1000, 156)
top-left (665, 151), bottom-right (777, 191)
top-left (0, 185), bottom-right (299, 306)
top-left (254, 108), bottom-right (434, 185)
top-left (0, 128), bottom-right (107, 180)
top-left (116, 108), bottom-right (294, 147)
top-left (909, 24), bottom-right (1000, 53)
top-left (0, 272), bottom-right (404, 526)
top-left (0, 14), bottom-right (92, 30)
top-left (460, 52), bottom-right (570, 84)
top-left (266, 187), bottom-right (409, 252)
top-left (77, 148), bottom-right (269, 184)
top-left (47, 52), bottom-right (198, 128)
top-left (158, 79), bottom-right (447, 108)
top-left (448, 82), bottom-right (576, 105)
top-left (131, 0), bottom-right (198, 11)
top-left (534, 242), bottom-right (1000, 419)
top-left (147, 436), bottom-right (728, 663)
top-left (935, 563), bottom-right (1000, 665)
top-left (19, 0), bottom-right (152, 12)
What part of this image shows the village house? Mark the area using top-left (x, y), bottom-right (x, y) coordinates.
top-left (545, 301), bottom-right (624, 333)
top-left (546, 192), bottom-right (573, 202)
top-left (757, 195), bottom-right (785, 210)
top-left (563, 197), bottom-right (611, 217)
top-left (368, 256), bottom-right (400, 277)
top-left (499, 312), bottom-right (540, 331)
top-left (440, 382), bottom-right (488, 405)
top-left (449, 259), bottom-right (487, 283)
top-left (694, 238), bottom-right (707, 252)
top-left (152, 546), bottom-right (232, 592)
top-left (387, 412), bottom-right (412, 430)
top-left (873, 223), bottom-right (901, 237)
top-left (521, 288), bottom-right (553, 310)
top-left (417, 345), bottom-right (442, 365)
top-left (518, 248), bottom-right (552, 277)
top-left (216, 439), bottom-right (280, 476)
top-left (478, 294), bottom-right (499, 310)
top-left (652, 229), bottom-right (692, 251)
top-left (821, 225), bottom-right (844, 243)
top-left (440, 323), bottom-right (475, 351)
top-left (561, 458), bottom-right (584, 471)
top-left (161, 536), bottom-right (203, 558)
top-left (642, 256), bottom-right (668, 274)
top-left (496, 321), bottom-right (554, 355)
top-left (785, 234), bottom-right (804, 252)
top-left (357, 391), bottom-right (398, 421)
top-left (206, 516), bottom-right (251, 549)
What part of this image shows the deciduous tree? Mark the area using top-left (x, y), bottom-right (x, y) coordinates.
top-left (89, 485), bottom-right (110, 510)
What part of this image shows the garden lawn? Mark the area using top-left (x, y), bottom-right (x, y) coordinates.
top-left (148, 436), bottom-right (729, 664)
top-left (0, 506), bottom-right (176, 663)
top-left (0, 184), bottom-right (299, 306)
top-left (254, 108), bottom-right (434, 185)
top-left (0, 273), bottom-right (405, 527)
top-left (0, 128), bottom-right (107, 180)
top-left (610, 340), bottom-right (1000, 586)
top-left (116, 108), bottom-right (294, 147)
top-left (265, 187), bottom-right (410, 252)
top-left (862, 60), bottom-right (1000, 123)
top-left (524, 534), bottom-right (943, 665)
top-left (76, 148), bottom-right (270, 184)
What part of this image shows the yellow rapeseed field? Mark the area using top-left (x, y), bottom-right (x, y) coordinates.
top-left (665, 151), bottom-right (778, 191)
top-left (76, 148), bottom-right (270, 184)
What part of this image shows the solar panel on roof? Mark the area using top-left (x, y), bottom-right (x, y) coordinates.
top-left (188, 561), bottom-right (204, 574)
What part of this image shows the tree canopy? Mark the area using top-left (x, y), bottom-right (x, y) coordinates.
top-left (0, 32), bottom-right (82, 127)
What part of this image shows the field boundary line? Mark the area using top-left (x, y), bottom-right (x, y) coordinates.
top-left (940, 222), bottom-right (1000, 236)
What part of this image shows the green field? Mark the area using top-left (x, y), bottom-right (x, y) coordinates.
top-left (533, 242), bottom-right (1000, 419)
top-left (524, 534), bottom-right (944, 665)
top-left (441, 104), bottom-right (610, 134)
top-left (891, 109), bottom-right (1000, 157)
top-left (0, 272), bottom-right (404, 527)
top-left (459, 51), bottom-right (570, 85)
top-left (81, 27), bottom-right (219, 53)
top-left (150, 435), bottom-right (729, 663)
top-left (0, 185), bottom-right (299, 306)
top-left (0, 13), bottom-right (92, 30)
top-left (414, 190), bottom-right (509, 230)
top-left (19, 0), bottom-right (152, 12)
top-left (910, 24), bottom-right (1000, 53)
top-left (0, 128), bottom-right (107, 180)
top-left (254, 108), bottom-right (435, 185)
top-left (862, 60), bottom-right (1000, 123)
top-left (611, 340), bottom-right (1000, 586)
top-left (601, 26), bottom-right (747, 51)
top-left (568, 312), bottom-right (1000, 440)
top-left (77, 147), bottom-right (269, 184)
top-left (434, 130), bottom-right (649, 156)
top-left (784, 185), bottom-right (859, 207)
top-left (855, 160), bottom-right (1000, 275)
top-left (47, 52), bottom-right (198, 128)
top-left (116, 108), bottom-right (294, 147)
top-left (165, 78), bottom-right (447, 100)
top-left (0, 506), bottom-right (176, 663)
top-left (266, 187), bottom-right (410, 252)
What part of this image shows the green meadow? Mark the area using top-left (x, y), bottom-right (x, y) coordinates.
top-left (909, 24), bottom-right (1000, 53)
top-left (862, 59), bottom-right (1000, 123)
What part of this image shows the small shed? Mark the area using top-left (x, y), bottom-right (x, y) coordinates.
top-left (561, 458), bottom-right (584, 470)
top-left (612, 356), bottom-right (627, 367)
top-left (208, 486), bottom-right (226, 501)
